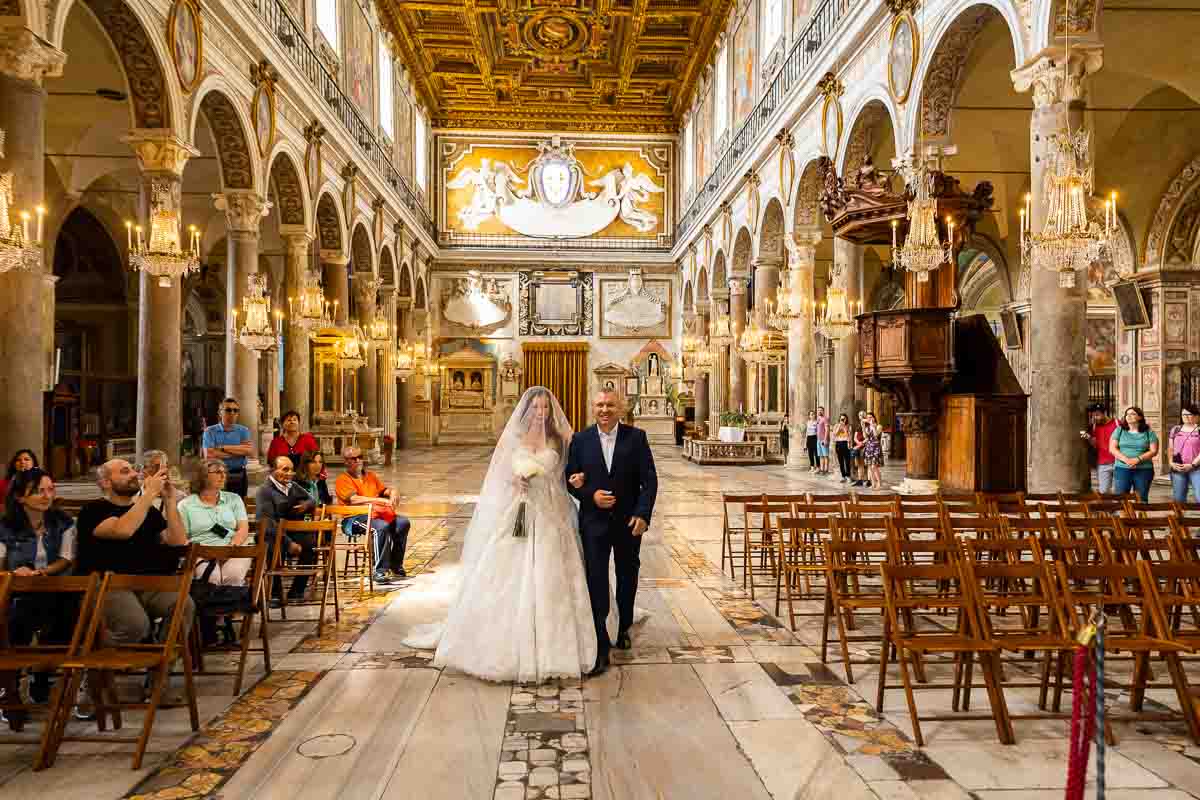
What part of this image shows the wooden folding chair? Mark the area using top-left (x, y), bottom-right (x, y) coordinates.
top-left (1171, 515), bottom-right (1200, 562)
top-left (743, 495), bottom-right (800, 599)
top-left (720, 494), bottom-right (758, 581)
top-left (879, 560), bottom-right (1015, 746)
top-left (324, 503), bottom-right (377, 595)
top-left (777, 515), bottom-right (833, 630)
top-left (186, 540), bottom-right (272, 695)
top-left (0, 574), bottom-right (101, 750)
top-left (1112, 517), bottom-right (1177, 564)
top-left (1052, 516), bottom-right (1120, 565)
top-left (44, 570), bottom-right (199, 770)
top-left (1124, 500), bottom-right (1181, 519)
top-left (807, 492), bottom-right (853, 505)
top-left (895, 497), bottom-right (942, 519)
top-left (269, 518), bottom-right (340, 634)
top-left (1053, 560), bottom-right (1200, 743)
top-left (823, 518), bottom-right (890, 687)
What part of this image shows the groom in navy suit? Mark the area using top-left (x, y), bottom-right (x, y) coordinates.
top-left (566, 388), bottom-right (658, 676)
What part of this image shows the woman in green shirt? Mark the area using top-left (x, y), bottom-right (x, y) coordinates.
top-left (1110, 406), bottom-right (1159, 501)
top-left (178, 458), bottom-right (252, 585)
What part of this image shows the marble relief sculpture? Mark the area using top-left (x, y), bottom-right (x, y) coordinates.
top-left (604, 269), bottom-right (667, 333)
top-left (442, 270), bottom-right (511, 332)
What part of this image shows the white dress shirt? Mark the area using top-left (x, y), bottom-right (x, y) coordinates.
top-left (598, 422), bottom-right (619, 473)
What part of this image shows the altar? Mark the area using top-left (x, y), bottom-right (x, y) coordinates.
top-left (438, 347), bottom-right (498, 445)
top-left (311, 413), bottom-right (383, 465)
top-left (628, 343), bottom-right (676, 444)
top-left (683, 437), bottom-right (767, 465)
top-left (744, 423), bottom-right (786, 463)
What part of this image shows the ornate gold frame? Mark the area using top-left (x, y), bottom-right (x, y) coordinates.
top-left (887, 11), bottom-right (920, 105)
top-left (821, 95), bottom-right (843, 162)
top-left (166, 0), bottom-right (204, 94)
top-left (251, 81), bottom-right (276, 160)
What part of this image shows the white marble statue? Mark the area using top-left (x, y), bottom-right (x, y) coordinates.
top-left (589, 163), bottom-right (665, 233)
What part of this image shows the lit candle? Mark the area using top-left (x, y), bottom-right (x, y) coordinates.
top-left (946, 216), bottom-right (955, 245)
top-left (891, 219), bottom-right (898, 248)
top-left (20, 212), bottom-right (29, 245)
top-left (230, 308), bottom-right (238, 334)
top-left (126, 220), bottom-right (133, 250)
top-left (35, 206), bottom-right (44, 245)
top-left (135, 225), bottom-right (144, 251)
top-left (1019, 208), bottom-right (1026, 247)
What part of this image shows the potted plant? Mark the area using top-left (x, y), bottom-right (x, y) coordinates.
top-left (718, 409), bottom-right (751, 443)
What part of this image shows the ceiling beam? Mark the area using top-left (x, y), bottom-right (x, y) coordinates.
top-left (617, 0), bottom-right (650, 96)
top-left (461, 0), bottom-right (495, 95)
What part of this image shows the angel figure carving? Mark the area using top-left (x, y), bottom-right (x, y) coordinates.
top-left (589, 164), bottom-right (664, 233)
top-left (447, 158), bottom-right (528, 229)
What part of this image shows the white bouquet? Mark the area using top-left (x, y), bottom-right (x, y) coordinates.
top-left (511, 453), bottom-right (545, 537)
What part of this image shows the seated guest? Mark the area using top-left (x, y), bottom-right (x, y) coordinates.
top-left (334, 446), bottom-right (410, 585)
top-left (296, 451), bottom-right (332, 506)
top-left (0, 468), bottom-right (77, 704)
top-left (255, 455), bottom-right (317, 606)
top-left (267, 411), bottom-right (320, 469)
top-left (178, 459), bottom-right (251, 645)
top-left (75, 459), bottom-right (193, 646)
top-left (0, 449), bottom-right (38, 500)
top-left (202, 398), bottom-right (253, 497)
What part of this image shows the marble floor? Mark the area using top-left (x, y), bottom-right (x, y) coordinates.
top-left (4, 446), bottom-right (1199, 799)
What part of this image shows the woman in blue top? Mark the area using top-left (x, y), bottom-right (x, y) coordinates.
top-left (1110, 406), bottom-right (1159, 501)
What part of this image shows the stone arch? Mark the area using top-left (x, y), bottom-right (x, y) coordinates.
top-left (314, 190), bottom-right (346, 255)
top-left (52, 0), bottom-right (181, 135)
top-left (960, 232), bottom-right (1014, 307)
top-left (839, 97), bottom-right (898, 180)
top-left (52, 205), bottom-right (127, 304)
top-left (757, 198), bottom-right (787, 262)
top-left (793, 156), bottom-right (829, 231)
top-left (398, 262), bottom-right (414, 300)
top-left (1144, 154), bottom-right (1200, 269)
top-left (379, 244), bottom-right (396, 286)
top-left (682, 280), bottom-right (694, 312)
top-left (414, 276), bottom-right (427, 310)
top-left (192, 80), bottom-right (257, 192)
top-left (351, 223), bottom-right (376, 275)
top-left (913, 2), bottom-right (1024, 142)
top-left (696, 267), bottom-right (710, 303)
top-left (711, 251), bottom-right (728, 293)
top-left (730, 227), bottom-right (753, 277)
top-left (267, 145), bottom-right (310, 229)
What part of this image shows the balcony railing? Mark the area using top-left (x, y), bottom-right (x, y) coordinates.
top-left (248, 0), bottom-right (436, 239)
top-left (677, 0), bottom-right (855, 240)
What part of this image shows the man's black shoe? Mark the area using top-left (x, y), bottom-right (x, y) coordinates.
top-left (587, 653), bottom-right (610, 677)
top-left (615, 631), bottom-right (632, 650)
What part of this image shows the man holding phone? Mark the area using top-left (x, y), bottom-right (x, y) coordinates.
top-left (255, 455), bottom-right (318, 605)
top-left (1080, 403), bottom-right (1118, 494)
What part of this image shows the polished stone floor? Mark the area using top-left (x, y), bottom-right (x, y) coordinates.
top-left (3, 446), bottom-right (1199, 799)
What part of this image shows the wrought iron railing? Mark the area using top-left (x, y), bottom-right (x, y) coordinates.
top-left (677, 0), bottom-right (855, 240)
top-left (248, 0), bottom-right (436, 238)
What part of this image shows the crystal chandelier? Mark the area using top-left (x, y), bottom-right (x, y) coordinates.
top-left (0, 129), bottom-right (45, 273)
top-left (692, 340), bottom-right (716, 371)
top-left (393, 339), bottom-right (416, 381)
top-left (891, 152), bottom-right (954, 283)
top-left (125, 181), bottom-right (200, 287)
top-left (1018, 131), bottom-right (1115, 289)
top-left (369, 303), bottom-right (391, 342)
top-left (288, 270), bottom-right (327, 331)
top-left (708, 309), bottom-right (733, 346)
top-left (737, 317), bottom-right (785, 364)
top-left (231, 273), bottom-right (279, 355)
top-left (334, 326), bottom-right (367, 370)
top-left (768, 272), bottom-right (805, 331)
top-left (816, 287), bottom-right (858, 342)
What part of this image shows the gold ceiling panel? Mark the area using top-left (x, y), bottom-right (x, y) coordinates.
top-left (378, 0), bottom-right (733, 133)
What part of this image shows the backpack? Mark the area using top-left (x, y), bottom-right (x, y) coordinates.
top-left (190, 561), bottom-right (254, 618)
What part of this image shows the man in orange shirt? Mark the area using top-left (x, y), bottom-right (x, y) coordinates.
top-left (334, 446), bottom-right (410, 585)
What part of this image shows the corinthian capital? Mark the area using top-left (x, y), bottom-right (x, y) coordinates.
top-left (0, 27), bottom-right (67, 84)
top-left (1011, 44), bottom-right (1103, 108)
top-left (213, 191), bottom-right (272, 234)
top-left (123, 130), bottom-right (200, 177)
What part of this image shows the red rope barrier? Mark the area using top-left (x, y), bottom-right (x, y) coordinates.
top-left (1066, 646), bottom-right (1098, 800)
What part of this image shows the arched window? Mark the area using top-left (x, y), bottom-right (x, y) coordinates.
top-left (414, 110), bottom-right (427, 190)
top-left (379, 40), bottom-right (394, 137)
top-left (316, 0), bottom-right (338, 49)
top-left (763, 0), bottom-right (784, 51)
top-left (714, 45), bottom-right (729, 140)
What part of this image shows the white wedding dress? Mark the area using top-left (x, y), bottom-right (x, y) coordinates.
top-left (403, 389), bottom-right (602, 683)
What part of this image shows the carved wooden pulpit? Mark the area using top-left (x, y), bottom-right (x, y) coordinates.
top-left (821, 156), bottom-right (1025, 491)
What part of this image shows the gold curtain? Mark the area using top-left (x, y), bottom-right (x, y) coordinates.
top-left (522, 342), bottom-right (591, 433)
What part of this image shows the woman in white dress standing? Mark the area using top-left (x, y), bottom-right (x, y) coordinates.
top-left (404, 387), bottom-right (598, 683)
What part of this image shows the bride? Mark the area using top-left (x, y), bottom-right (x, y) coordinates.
top-left (403, 387), bottom-right (599, 683)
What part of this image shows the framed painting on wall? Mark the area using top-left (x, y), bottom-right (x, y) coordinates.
top-left (167, 0), bottom-right (204, 94)
top-left (347, 4), bottom-right (373, 114)
top-left (887, 11), bottom-right (918, 104)
top-left (732, 11), bottom-right (756, 125)
top-left (1112, 280), bottom-right (1150, 330)
top-left (1000, 309), bottom-right (1022, 350)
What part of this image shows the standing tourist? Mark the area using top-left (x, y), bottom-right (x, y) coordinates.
top-left (1110, 406), bottom-right (1159, 502)
top-left (805, 411), bottom-right (819, 472)
top-left (832, 414), bottom-right (853, 483)
top-left (1080, 403), bottom-right (1119, 495)
top-left (862, 413), bottom-right (884, 490)
top-left (1168, 404), bottom-right (1200, 503)
top-left (202, 398), bottom-right (253, 498)
top-left (816, 407), bottom-right (830, 475)
top-left (267, 410), bottom-right (319, 469)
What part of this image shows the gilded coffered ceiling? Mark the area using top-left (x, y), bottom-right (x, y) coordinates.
top-left (378, 0), bottom-right (734, 133)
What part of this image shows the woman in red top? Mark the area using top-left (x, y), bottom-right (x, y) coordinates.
top-left (266, 411), bottom-right (319, 468)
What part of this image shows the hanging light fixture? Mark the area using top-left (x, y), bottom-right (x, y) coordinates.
top-left (0, 128), bottom-right (46, 273)
top-left (334, 326), bottom-right (367, 370)
top-left (815, 287), bottom-right (859, 342)
top-left (768, 271), bottom-right (804, 331)
top-left (230, 273), bottom-right (280, 356)
top-left (393, 339), bottom-right (416, 381)
top-left (692, 340), bottom-right (716, 371)
top-left (288, 270), bottom-right (327, 331)
top-left (369, 303), bottom-right (391, 342)
top-left (1018, 136), bottom-right (1114, 289)
top-left (125, 180), bottom-right (200, 287)
top-left (708, 308), bottom-right (733, 346)
top-left (891, 153), bottom-right (954, 283)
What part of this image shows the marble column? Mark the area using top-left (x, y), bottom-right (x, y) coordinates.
top-left (280, 229), bottom-right (313, 425)
top-left (831, 238), bottom-right (863, 418)
top-left (0, 32), bottom-right (64, 464)
top-left (709, 292), bottom-right (729, 430)
top-left (322, 252), bottom-right (350, 324)
top-left (355, 277), bottom-right (379, 422)
top-left (786, 232), bottom-right (820, 468)
top-left (695, 303), bottom-right (710, 436)
top-left (214, 190), bottom-right (270, 459)
top-left (1012, 45), bottom-right (1101, 492)
top-left (728, 277), bottom-right (749, 412)
top-left (130, 144), bottom-right (198, 461)
top-left (381, 289), bottom-right (398, 438)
